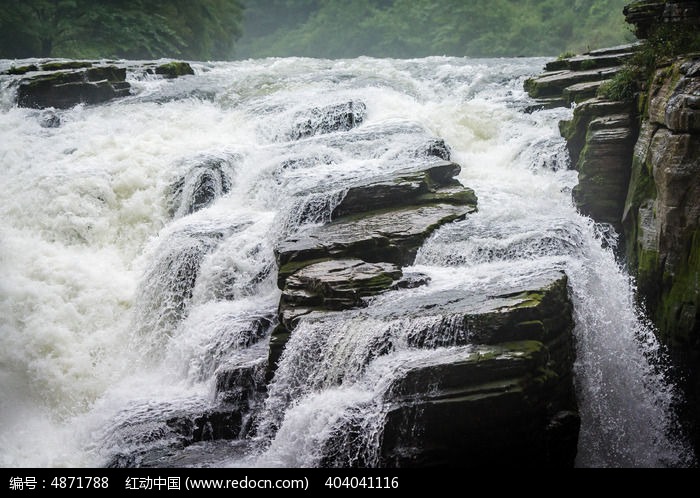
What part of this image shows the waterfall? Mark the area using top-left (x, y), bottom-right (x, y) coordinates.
top-left (0, 56), bottom-right (693, 467)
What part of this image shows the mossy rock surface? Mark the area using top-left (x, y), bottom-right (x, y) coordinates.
top-left (155, 61), bottom-right (195, 79)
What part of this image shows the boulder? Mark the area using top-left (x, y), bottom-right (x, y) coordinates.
top-left (155, 61), bottom-right (195, 79)
top-left (169, 155), bottom-right (236, 218)
top-left (288, 101), bottom-right (366, 140)
top-left (106, 401), bottom-right (249, 468)
top-left (380, 342), bottom-right (578, 467)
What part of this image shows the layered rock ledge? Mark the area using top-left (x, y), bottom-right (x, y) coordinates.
top-left (3, 60), bottom-right (194, 109)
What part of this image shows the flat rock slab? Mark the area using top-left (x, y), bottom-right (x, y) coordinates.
top-left (331, 161), bottom-right (474, 218)
top-left (16, 65), bottom-right (130, 109)
top-left (276, 203), bottom-right (474, 287)
top-left (280, 259), bottom-right (403, 328)
top-left (525, 67), bottom-right (621, 98)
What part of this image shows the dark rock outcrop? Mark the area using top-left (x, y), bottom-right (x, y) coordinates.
top-left (268, 135), bottom-right (578, 465)
top-left (624, 0), bottom-right (700, 38)
top-left (288, 101), bottom-right (366, 140)
top-left (569, 102), bottom-right (638, 226)
top-left (5, 59), bottom-right (196, 109)
top-left (17, 65), bottom-right (130, 109)
top-left (525, 66), bottom-right (622, 101)
top-left (623, 57), bottom-right (700, 353)
top-left (279, 259), bottom-right (403, 328)
top-left (169, 155), bottom-right (236, 218)
top-left (320, 272), bottom-right (579, 467)
top-left (155, 61), bottom-right (195, 79)
top-left (276, 203), bottom-right (474, 288)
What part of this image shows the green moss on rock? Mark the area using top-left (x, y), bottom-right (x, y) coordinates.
top-left (40, 61), bottom-right (93, 71)
top-left (155, 62), bottom-right (195, 78)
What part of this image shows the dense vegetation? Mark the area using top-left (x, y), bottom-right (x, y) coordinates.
top-left (236, 0), bottom-right (634, 59)
top-left (0, 0), bottom-right (244, 60)
top-left (0, 0), bottom-right (633, 60)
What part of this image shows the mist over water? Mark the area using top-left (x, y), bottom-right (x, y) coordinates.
top-left (0, 57), bottom-right (692, 467)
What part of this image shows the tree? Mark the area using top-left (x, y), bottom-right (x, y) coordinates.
top-left (0, 0), bottom-right (244, 60)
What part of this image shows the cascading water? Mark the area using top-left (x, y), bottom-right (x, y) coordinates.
top-left (0, 56), bottom-right (694, 467)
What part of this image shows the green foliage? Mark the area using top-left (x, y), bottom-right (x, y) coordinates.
top-left (598, 67), bottom-right (638, 100)
top-left (597, 21), bottom-right (700, 100)
top-left (236, 0), bottom-right (634, 58)
top-left (558, 51), bottom-right (576, 60)
top-left (0, 0), bottom-right (244, 60)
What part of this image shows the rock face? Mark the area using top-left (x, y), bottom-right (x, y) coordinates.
top-left (567, 99), bottom-right (638, 226)
top-left (382, 340), bottom-right (578, 467)
top-left (624, 1), bottom-right (700, 38)
top-left (623, 58), bottom-right (700, 355)
top-left (529, 0), bottom-right (700, 453)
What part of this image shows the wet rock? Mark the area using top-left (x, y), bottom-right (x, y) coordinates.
top-left (17, 64), bottom-right (130, 109)
top-left (279, 259), bottom-right (402, 328)
top-left (276, 203), bottom-right (475, 288)
top-left (379, 341), bottom-right (577, 467)
top-left (414, 139), bottom-right (452, 160)
top-left (155, 61), bottom-right (195, 79)
top-left (275, 160), bottom-right (476, 288)
top-left (524, 67), bottom-right (621, 99)
top-left (571, 111), bottom-right (638, 226)
top-left (106, 402), bottom-right (247, 468)
top-left (288, 101), bottom-right (366, 140)
top-left (39, 110), bottom-right (61, 128)
top-left (559, 98), bottom-right (636, 166)
top-left (623, 57), bottom-right (700, 355)
top-left (330, 161), bottom-right (470, 219)
top-left (40, 61), bottom-right (93, 71)
top-left (3, 64), bottom-right (39, 75)
top-left (135, 226), bottom-right (235, 338)
top-left (169, 155), bottom-right (236, 217)
top-left (321, 272), bottom-right (578, 467)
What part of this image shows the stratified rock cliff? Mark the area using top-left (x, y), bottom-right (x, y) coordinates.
top-left (526, 0), bottom-right (700, 453)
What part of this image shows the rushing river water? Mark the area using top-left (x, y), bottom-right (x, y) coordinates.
top-left (0, 57), bottom-right (693, 467)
